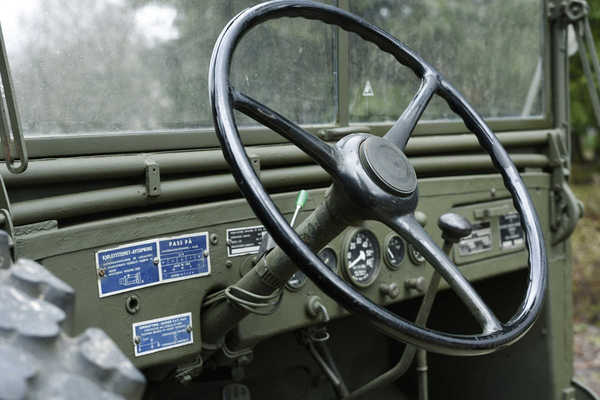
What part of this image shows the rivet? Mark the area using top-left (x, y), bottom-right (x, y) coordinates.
top-left (490, 187), bottom-right (497, 197)
top-left (203, 250), bottom-right (209, 257)
top-left (134, 336), bottom-right (141, 344)
top-left (97, 269), bottom-right (106, 278)
top-left (186, 325), bottom-right (193, 333)
top-left (153, 257), bottom-right (159, 265)
top-left (225, 260), bottom-right (233, 269)
top-left (210, 233), bottom-right (219, 245)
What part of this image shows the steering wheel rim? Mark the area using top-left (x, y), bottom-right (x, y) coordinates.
top-left (209, 0), bottom-right (547, 356)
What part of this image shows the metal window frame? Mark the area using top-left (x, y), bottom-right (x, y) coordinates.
top-left (10, 0), bottom-right (552, 159)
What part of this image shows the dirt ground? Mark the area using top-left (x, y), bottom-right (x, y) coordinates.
top-left (572, 181), bottom-right (600, 395)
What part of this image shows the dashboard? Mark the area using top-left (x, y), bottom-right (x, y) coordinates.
top-left (21, 172), bottom-right (549, 369)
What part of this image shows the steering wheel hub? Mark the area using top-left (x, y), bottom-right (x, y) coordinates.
top-left (359, 136), bottom-right (417, 196)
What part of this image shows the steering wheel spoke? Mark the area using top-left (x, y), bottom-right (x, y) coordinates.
top-left (232, 90), bottom-right (341, 176)
top-left (384, 73), bottom-right (438, 149)
top-left (388, 214), bottom-right (502, 334)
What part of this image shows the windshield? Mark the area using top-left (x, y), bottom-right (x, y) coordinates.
top-left (0, 0), bottom-right (543, 137)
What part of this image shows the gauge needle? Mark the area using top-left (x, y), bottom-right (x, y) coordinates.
top-left (387, 248), bottom-right (394, 258)
top-left (349, 251), bottom-right (366, 268)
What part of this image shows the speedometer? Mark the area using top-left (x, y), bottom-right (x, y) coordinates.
top-left (344, 229), bottom-right (380, 287)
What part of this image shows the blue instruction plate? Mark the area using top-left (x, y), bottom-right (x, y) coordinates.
top-left (96, 232), bottom-right (210, 297)
top-left (132, 312), bottom-right (193, 357)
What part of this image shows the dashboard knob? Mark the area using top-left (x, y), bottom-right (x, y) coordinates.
top-left (437, 213), bottom-right (472, 243)
top-left (404, 276), bottom-right (426, 293)
top-left (380, 282), bottom-right (401, 299)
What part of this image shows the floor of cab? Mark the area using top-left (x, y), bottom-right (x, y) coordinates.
top-left (145, 269), bottom-right (554, 400)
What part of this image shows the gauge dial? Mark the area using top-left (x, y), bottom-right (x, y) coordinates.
top-left (408, 244), bottom-right (426, 265)
top-left (287, 248), bottom-right (337, 291)
top-left (287, 271), bottom-right (307, 290)
top-left (384, 235), bottom-right (405, 270)
top-left (344, 229), bottom-right (380, 287)
top-left (318, 248), bottom-right (337, 273)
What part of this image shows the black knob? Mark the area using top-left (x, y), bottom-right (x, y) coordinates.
top-left (437, 213), bottom-right (472, 243)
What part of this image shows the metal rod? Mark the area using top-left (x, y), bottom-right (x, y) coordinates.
top-left (576, 20), bottom-right (600, 127)
top-left (416, 349), bottom-right (428, 400)
top-left (0, 23), bottom-right (28, 174)
top-left (344, 242), bottom-right (451, 399)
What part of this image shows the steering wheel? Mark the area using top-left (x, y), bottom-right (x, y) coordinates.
top-left (209, 0), bottom-right (547, 356)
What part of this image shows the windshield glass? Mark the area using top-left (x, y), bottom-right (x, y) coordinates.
top-left (1, 0), bottom-right (543, 137)
top-left (349, 0), bottom-right (544, 123)
top-left (0, 0), bottom-right (336, 136)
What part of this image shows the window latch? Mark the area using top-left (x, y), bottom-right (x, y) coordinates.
top-left (0, 22), bottom-right (28, 174)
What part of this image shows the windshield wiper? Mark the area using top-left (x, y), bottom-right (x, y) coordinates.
top-left (0, 22), bottom-right (28, 174)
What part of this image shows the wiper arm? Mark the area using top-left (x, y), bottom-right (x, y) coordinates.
top-left (0, 22), bottom-right (28, 174)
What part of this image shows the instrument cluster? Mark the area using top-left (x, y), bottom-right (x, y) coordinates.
top-left (285, 226), bottom-right (424, 291)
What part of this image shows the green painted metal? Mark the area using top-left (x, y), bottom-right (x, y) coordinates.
top-left (0, 0), bottom-right (587, 398)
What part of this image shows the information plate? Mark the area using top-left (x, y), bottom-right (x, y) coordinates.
top-left (132, 312), bottom-right (193, 357)
top-left (499, 212), bottom-right (524, 250)
top-left (458, 222), bottom-right (492, 256)
top-left (96, 232), bottom-right (210, 297)
top-left (226, 225), bottom-right (267, 257)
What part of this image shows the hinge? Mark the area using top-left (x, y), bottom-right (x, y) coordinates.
top-left (144, 160), bottom-right (161, 198)
top-left (547, 132), bottom-right (584, 244)
top-left (547, 0), bottom-right (588, 23)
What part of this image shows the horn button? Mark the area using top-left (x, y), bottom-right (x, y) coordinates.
top-left (359, 136), bottom-right (417, 196)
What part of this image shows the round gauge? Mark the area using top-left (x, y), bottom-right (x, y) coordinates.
top-left (408, 244), bottom-right (426, 265)
top-left (384, 234), bottom-right (405, 270)
top-left (344, 229), bottom-right (381, 287)
top-left (318, 248), bottom-right (337, 273)
top-left (287, 270), bottom-right (307, 291)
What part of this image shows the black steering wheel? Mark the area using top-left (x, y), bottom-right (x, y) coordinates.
top-left (209, 0), bottom-right (547, 356)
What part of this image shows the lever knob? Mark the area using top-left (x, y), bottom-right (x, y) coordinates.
top-left (437, 213), bottom-right (472, 243)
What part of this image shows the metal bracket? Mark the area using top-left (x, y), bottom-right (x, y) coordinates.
top-left (548, 0), bottom-right (588, 22)
top-left (0, 22), bottom-right (28, 174)
top-left (547, 132), bottom-right (584, 244)
top-left (144, 160), bottom-right (160, 198)
top-left (247, 153), bottom-right (261, 177)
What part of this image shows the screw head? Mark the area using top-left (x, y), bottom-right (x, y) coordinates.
top-left (134, 336), bottom-right (141, 344)
top-left (225, 260), bottom-right (233, 269)
top-left (203, 250), bottom-right (209, 257)
top-left (210, 233), bottom-right (219, 245)
top-left (97, 269), bottom-right (106, 278)
top-left (153, 257), bottom-right (159, 265)
top-left (186, 325), bottom-right (193, 333)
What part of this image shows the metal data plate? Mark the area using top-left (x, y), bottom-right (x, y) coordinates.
top-left (450, 199), bottom-right (525, 264)
top-left (95, 232), bottom-right (211, 297)
top-left (132, 312), bottom-right (193, 357)
top-left (499, 212), bottom-right (525, 250)
top-left (458, 222), bottom-right (493, 257)
top-left (226, 225), bottom-right (266, 257)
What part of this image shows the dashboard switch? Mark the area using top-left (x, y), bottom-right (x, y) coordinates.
top-left (380, 282), bottom-right (401, 299)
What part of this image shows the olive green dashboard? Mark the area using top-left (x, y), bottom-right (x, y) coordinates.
top-left (16, 172), bottom-right (550, 369)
